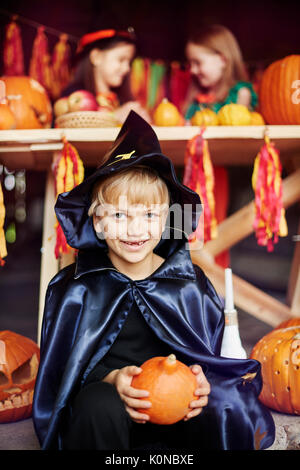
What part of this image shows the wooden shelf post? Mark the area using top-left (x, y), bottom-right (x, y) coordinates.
top-left (38, 169), bottom-right (59, 345)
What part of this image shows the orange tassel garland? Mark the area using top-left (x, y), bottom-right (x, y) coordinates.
top-left (51, 34), bottom-right (73, 100)
top-left (53, 137), bottom-right (84, 258)
top-left (29, 26), bottom-right (52, 94)
top-left (3, 17), bottom-right (25, 76)
top-left (0, 182), bottom-right (7, 266)
top-left (252, 135), bottom-right (287, 251)
top-left (183, 129), bottom-right (217, 244)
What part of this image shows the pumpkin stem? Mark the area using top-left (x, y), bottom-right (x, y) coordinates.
top-left (163, 354), bottom-right (177, 372)
top-left (167, 354), bottom-right (176, 363)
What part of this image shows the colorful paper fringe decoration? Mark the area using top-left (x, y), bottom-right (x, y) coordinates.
top-left (29, 26), bottom-right (52, 95)
top-left (51, 34), bottom-right (73, 100)
top-left (3, 17), bottom-right (24, 76)
top-left (0, 182), bottom-right (7, 266)
top-left (183, 129), bottom-right (217, 243)
top-left (147, 61), bottom-right (166, 111)
top-left (53, 137), bottom-right (84, 258)
top-left (252, 135), bottom-right (288, 251)
top-left (130, 57), bottom-right (167, 112)
top-left (130, 58), bottom-right (149, 109)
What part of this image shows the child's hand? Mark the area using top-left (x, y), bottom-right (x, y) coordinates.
top-left (113, 365), bottom-right (151, 424)
top-left (184, 364), bottom-right (210, 421)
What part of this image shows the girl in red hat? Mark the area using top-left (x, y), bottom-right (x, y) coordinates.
top-left (63, 28), bottom-right (150, 123)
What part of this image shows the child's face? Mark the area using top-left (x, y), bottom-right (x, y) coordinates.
top-left (185, 43), bottom-right (226, 89)
top-left (92, 43), bottom-right (135, 89)
top-left (93, 198), bottom-right (169, 267)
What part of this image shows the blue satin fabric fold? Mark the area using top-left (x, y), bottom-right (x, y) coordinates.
top-left (33, 243), bottom-right (275, 450)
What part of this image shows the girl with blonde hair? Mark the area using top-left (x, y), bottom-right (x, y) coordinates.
top-left (183, 25), bottom-right (257, 268)
top-left (184, 24), bottom-right (257, 118)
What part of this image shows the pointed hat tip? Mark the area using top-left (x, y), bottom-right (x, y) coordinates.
top-left (103, 111), bottom-right (162, 162)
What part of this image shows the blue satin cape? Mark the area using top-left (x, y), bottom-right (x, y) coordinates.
top-left (33, 235), bottom-right (275, 450)
top-left (33, 112), bottom-right (275, 450)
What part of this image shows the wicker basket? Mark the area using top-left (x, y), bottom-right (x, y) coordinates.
top-left (55, 111), bottom-right (119, 128)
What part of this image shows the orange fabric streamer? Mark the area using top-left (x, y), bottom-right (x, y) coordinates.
top-left (3, 17), bottom-right (24, 76)
top-left (53, 137), bottom-right (84, 258)
top-left (0, 182), bottom-right (7, 266)
top-left (29, 26), bottom-right (52, 94)
top-left (51, 34), bottom-right (73, 100)
top-left (252, 135), bottom-right (287, 251)
top-left (183, 129), bottom-right (217, 244)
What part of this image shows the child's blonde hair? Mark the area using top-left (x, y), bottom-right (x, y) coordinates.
top-left (187, 24), bottom-right (249, 101)
top-left (88, 166), bottom-right (170, 216)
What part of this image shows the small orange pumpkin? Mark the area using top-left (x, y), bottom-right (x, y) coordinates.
top-left (191, 108), bottom-right (219, 126)
top-left (250, 325), bottom-right (300, 415)
top-left (250, 111), bottom-right (265, 125)
top-left (0, 76), bottom-right (52, 129)
top-left (218, 103), bottom-right (252, 125)
top-left (0, 330), bottom-right (40, 423)
top-left (153, 98), bottom-right (182, 126)
top-left (131, 354), bottom-right (197, 424)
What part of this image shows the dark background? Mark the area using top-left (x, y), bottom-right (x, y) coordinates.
top-left (0, 0), bottom-right (299, 343)
top-left (1, 0), bottom-right (300, 69)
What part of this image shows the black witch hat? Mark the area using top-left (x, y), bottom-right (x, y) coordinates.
top-left (55, 111), bottom-right (202, 252)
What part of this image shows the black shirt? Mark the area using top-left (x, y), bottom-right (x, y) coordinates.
top-left (84, 300), bottom-right (173, 386)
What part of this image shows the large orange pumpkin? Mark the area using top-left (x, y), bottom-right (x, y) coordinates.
top-left (0, 103), bottom-right (16, 130)
top-left (259, 55), bottom-right (300, 124)
top-left (0, 76), bottom-right (52, 129)
top-left (275, 317), bottom-right (300, 330)
top-left (250, 325), bottom-right (300, 415)
top-left (131, 354), bottom-right (197, 424)
top-left (0, 330), bottom-right (40, 423)
top-left (153, 98), bottom-right (182, 126)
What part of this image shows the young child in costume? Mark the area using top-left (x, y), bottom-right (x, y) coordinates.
top-left (63, 28), bottom-right (150, 123)
top-left (183, 24), bottom-right (257, 268)
top-left (183, 24), bottom-right (257, 119)
top-left (33, 112), bottom-right (275, 451)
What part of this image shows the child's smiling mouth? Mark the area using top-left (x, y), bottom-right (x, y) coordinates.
top-left (120, 239), bottom-right (149, 250)
top-left (121, 239), bottom-right (148, 245)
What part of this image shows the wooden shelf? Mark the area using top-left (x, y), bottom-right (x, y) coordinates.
top-left (0, 125), bottom-right (300, 170)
